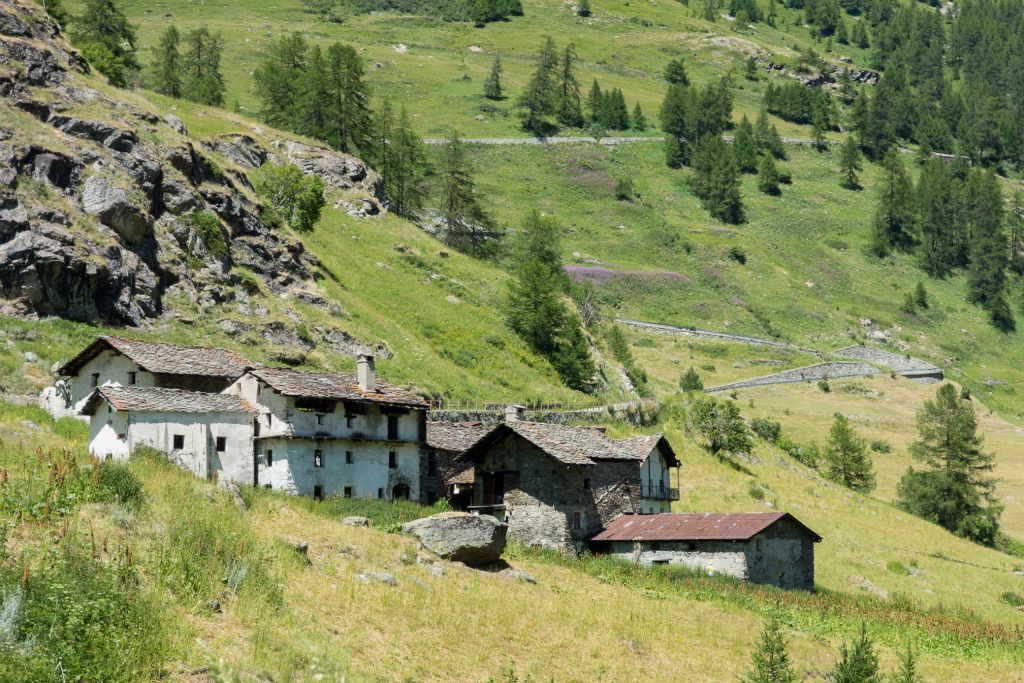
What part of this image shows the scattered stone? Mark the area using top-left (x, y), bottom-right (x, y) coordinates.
top-left (501, 567), bottom-right (537, 584)
top-left (163, 114), bottom-right (187, 135)
top-left (343, 516), bottom-right (370, 527)
top-left (412, 577), bottom-right (433, 591)
top-left (23, 351), bottom-right (38, 363)
top-left (392, 43), bottom-right (408, 53)
top-left (401, 512), bottom-right (507, 566)
top-left (358, 571), bottom-right (398, 586)
top-left (20, 419), bottom-right (39, 431)
top-left (208, 599), bottom-right (222, 613)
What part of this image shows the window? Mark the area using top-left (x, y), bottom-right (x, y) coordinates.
top-left (343, 486), bottom-right (353, 499)
top-left (572, 512), bottom-right (581, 530)
top-left (172, 434), bottom-right (184, 450)
top-left (216, 436), bottom-right (227, 453)
top-left (316, 414), bottom-right (325, 425)
top-left (345, 414), bottom-right (355, 428)
top-left (127, 371), bottom-right (136, 385)
top-left (427, 453), bottom-right (437, 476)
top-left (91, 373), bottom-right (100, 388)
top-left (345, 450), bottom-right (353, 464)
top-left (377, 487), bottom-right (384, 499)
top-left (387, 415), bottom-right (399, 440)
top-left (314, 485), bottom-right (324, 501)
top-left (388, 451), bottom-right (397, 469)
top-left (253, 418), bottom-right (260, 437)
top-left (583, 478), bottom-right (591, 490)
top-left (266, 449), bottom-right (273, 466)
top-left (314, 450), bottom-right (323, 468)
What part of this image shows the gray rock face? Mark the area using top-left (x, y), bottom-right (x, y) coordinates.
top-left (163, 114), bottom-right (187, 135)
top-left (81, 176), bottom-right (152, 245)
top-left (343, 516), bottom-right (370, 527)
top-left (401, 512), bottom-right (507, 566)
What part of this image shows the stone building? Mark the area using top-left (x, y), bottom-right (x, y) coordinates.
top-left (459, 412), bottom-right (680, 549)
top-left (423, 421), bottom-right (490, 507)
top-left (589, 512), bottom-right (821, 590)
top-left (80, 385), bottom-right (256, 483)
top-left (225, 355), bottom-right (430, 501)
top-left (45, 336), bottom-right (254, 419)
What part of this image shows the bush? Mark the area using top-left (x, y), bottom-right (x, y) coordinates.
top-left (869, 439), bottom-right (892, 454)
top-left (614, 177), bottom-right (635, 201)
top-left (185, 212), bottom-right (229, 262)
top-left (679, 367), bottom-right (704, 391)
top-left (747, 482), bottom-right (766, 500)
top-left (750, 417), bottom-right (782, 443)
top-left (817, 380), bottom-right (830, 393)
top-left (728, 245), bottom-right (747, 264)
top-left (251, 163), bottom-right (325, 231)
top-left (93, 460), bottom-right (146, 510)
top-left (779, 436), bottom-right (820, 469)
top-left (1000, 591), bottom-right (1024, 607)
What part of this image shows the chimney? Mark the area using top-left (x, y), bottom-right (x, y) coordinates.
top-left (357, 354), bottom-right (376, 392)
top-left (505, 404), bottom-right (525, 423)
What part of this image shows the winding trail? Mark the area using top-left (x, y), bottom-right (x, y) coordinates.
top-left (421, 135), bottom-right (837, 147)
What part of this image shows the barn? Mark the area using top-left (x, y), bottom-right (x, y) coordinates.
top-left (589, 512), bottom-right (821, 590)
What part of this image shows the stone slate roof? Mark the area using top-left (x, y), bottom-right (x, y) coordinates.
top-left (426, 421), bottom-right (490, 452)
top-left (463, 421), bottom-right (665, 467)
top-left (250, 368), bottom-right (427, 408)
top-left (444, 461), bottom-right (476, 486)
top-left (80, 386), bottom-right (256, 415)
top-left (60, 336), bottom-right (254, 378)
top-left (617, 433), bottom-right (680, 467)
top-left (590, 513), bottom-right (822, 543)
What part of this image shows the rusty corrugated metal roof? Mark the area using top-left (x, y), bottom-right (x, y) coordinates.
top-left (590, 512), bottom-right (821, 542)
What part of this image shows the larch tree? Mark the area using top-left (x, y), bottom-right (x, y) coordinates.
top-left (182, 26), bottom-right (225, 106)
top-left (831, 623), bottom-right (881, 683)
top-left (556, 43), bottom-right (584, 127)
top-left (757, 152), bottom-right (781, 196)
top-left (70, 0), bottom-right (139, 87)
top-left (871, 149), bottom-right (914, 257)
top-left (824, 413), bottom-right (875, 493)
top-left (897, 384), bottom-right (1002, 545)
top-left (965, 169), bottom-right (1014, 331)
top-left (253, 33), bottom-right (310, 130)
top-left (839, 135), bottom-right (862, 190)
top-left (325, 42), bottom-right (374, 155)
top-left (741, 618), bottom-right (798, 683)
top-left (484, 55), bottom-right (503, 100)
top-left (734, 115), bottom-right (759, 173)
top-left (916, 157), bottom-right (956, 277)
top-left (517, 36), bottom-right (559, 134)
top-left (438, 130), bottom-right (496, 258)
top-left (151, 25), bottom-right (182, 98)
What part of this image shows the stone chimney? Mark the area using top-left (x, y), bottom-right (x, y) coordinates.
top-left (356, 354), bottom-right (376, 392)
top-left (504, 404), bottom-right (525, 423)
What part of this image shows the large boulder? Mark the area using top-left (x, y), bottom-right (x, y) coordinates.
top-left (81, 175), bottom-right (152, 245)
top-left (401, 512), bottom-right (507, 566)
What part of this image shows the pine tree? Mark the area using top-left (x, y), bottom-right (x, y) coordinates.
top-left (151, 25), bottom-right (182, 98)
top-left (893, 641), bottom-right (921, 683)
top-left (824, 413), bottom-right (875, 493)
top-left (587, 79), bottom-right (603, 123)
top-left (692, 134), bottom-right (744, 223)
top-left (375, 101), bottom-right (428, 219)
top-left (296, 44), bottom-right (331, 140)
top-left (966, 169), bottom-right (1012, 330)
top-left (659, 83), bottom-right (691, 141)
top-left (325, 42), bottom-right (374, 154)
top-left (811, 111), bottom-right (828, 152)
top-left (182, 26), bottom-right (225, 106)
top-left (484, 55), bottom-right (503, 100)
top-left (632, 102), bottom-right (646, 130)
top-left (740, 618), bottom-right (798, 683)
top-left (916, 158), bottom-right (956, 277)
top-left (517, 36), bottom-right (559, 133)
top-left (679, 367), bottom-right (704, 391)
top-left (70, 0), bottom-right (139, 87)
top-left (871, 150), bottom-right (914, 256)
top-left (438, 130), bottom-right (495, 257)
top-left (665, 136), bottom-right (686, 168)
top-left (897, 384), bottom-right (1002, 545)
top-left (664, 57), bottom-right (690, 85)
top-left (831, 623), bottom-right (881, 683)
top-left (754, 109), bottom-right (785, 160)
top-left (577, 0), bottom-right (592, 17)
top-left (839, 136), bottom-right (862, 190)
top-left (505, 210), bottom-right (595, 391)
top-left (733, 114), bottom-right (759, 173)
top-left (757, 152), bottom-right (781, 195)
top-left (556, 43), bottom-right (584, 127)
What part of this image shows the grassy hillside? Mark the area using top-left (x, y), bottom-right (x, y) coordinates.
top-left (2, 402), bottom-right (1023, 682)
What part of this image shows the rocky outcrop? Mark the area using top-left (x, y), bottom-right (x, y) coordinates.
top-left (401, 512), bottom-right (507, 566)
top-left (0, 0), bottom-right (383, 327)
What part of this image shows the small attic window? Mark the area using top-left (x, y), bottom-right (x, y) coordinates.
top-left (216, 437), bottom-right (227, 453)
top-left (295, 397), bottom-right (336, 413)
top-left (127, 371), bottom-right (136, 385)
top-left (91, 373), bottom-right (100, 388)
top-left (172, 434), bottom-right (184, 450)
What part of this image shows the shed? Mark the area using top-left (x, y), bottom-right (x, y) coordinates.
top-left (590, 512), bottom-right (821, 590)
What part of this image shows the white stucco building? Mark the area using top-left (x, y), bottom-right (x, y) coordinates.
top-left (80, 385), bottom-right (257, 483)
top-left (618, 434), bottom-right (680, 514)
top-left (225, 355), bottom-right (430, 501)
top-left (44, 336), bottom-right (254, 420)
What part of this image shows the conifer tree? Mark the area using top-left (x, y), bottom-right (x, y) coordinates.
top-left (665, 136), bottom-right (686, 168)
top-left (660, 83), bottom-right (691, 141)
top-left (679, 367), bottom-right (704, 391)
top-left (916, 158), bottom-right (956, 277)
top-left (632, 102), bottom-right (646, 130)
top-left (831, 623), bottom-right (881, 683)
top-left (664, 57), bottom-right (690, 85)
top-left (741, 618), bottom-right (798, 683)
top-left (577, 0), bottom-right (592, 17)
top-left (754, 109), bottom-right (785, 160)
top-left (871, 150), bottom-right (914, 256)
top-left (518, 36), bottom-right (559, 133)
top-left (893, 641), bottom-right (921, 683)
top-left (325, 42), bottom-right (374, 154)
top-left (253, 33), bottom-right (310, 130)
top-left (438, 129), bottom-right (495, 257)
top-left (42, 0), bottom-right (70, 26)
top-left (853, 20), bottom-right (869, 49)
top-left (151, 25), bottom-right (182, 98)
top-left (733, 114), bottom-right (759, 173)
top-left (70, 0), bottom-right (139, 87)
top-left (836, 15), bottom-right (848, 44)
top-left (484, 55), bottom-right (503, 100)
top-left (505, 210), bottom-right (595, 391)
top-left (182, 26), bottom-right (225, 106)
top-left (374, 100), bottom-right (428, 219)
top-left (824, 413), bottom-right (875, 493)
top-left (811, 111), bottom-right (828, 152)
top-left (757, 152), bottom-right (781, 195)
top-left (690, 135), bottom-right (744, 224)
top-left (898, 384), bottom-right (1002, 544)
top-left (556, 43), bottom-right (584, 127)
top-left (297, 44), bottom-right (331, 140)
top-left (839, 136), bottom-right (862, 190)
top-left (587, 79), bottom-right (603, 123)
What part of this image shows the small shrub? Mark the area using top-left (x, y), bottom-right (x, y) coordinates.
top-left (1000, 591), bottom-right (1024, 607)
top-left (93, 460), bottom-right (146, 510)
top-left (747, 482), bottom-right (766, 500)
top-left (887, 560), bottom-right (910, 576)
top-left (679, 367), bottom-right (704, 391)
top-left (614, 177), bottom-right (635, 201)
top-left (728, 245), bottom-right (747, 265)
top-left (251, 162), bottom-right (325, 232)
top-left (869, 439), bottom-right (892, 454)
top-left (779, 437), bottom-right (820, 469)
top-left (817, 380), bottom-right (831, 393)
top-left (185, 212), bottom-right (229, 262)
top-left (751, 417), bottom-right (782, 443)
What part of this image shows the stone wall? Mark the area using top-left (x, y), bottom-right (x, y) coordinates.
top-left (707, 362), bottom-right (880, 393)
